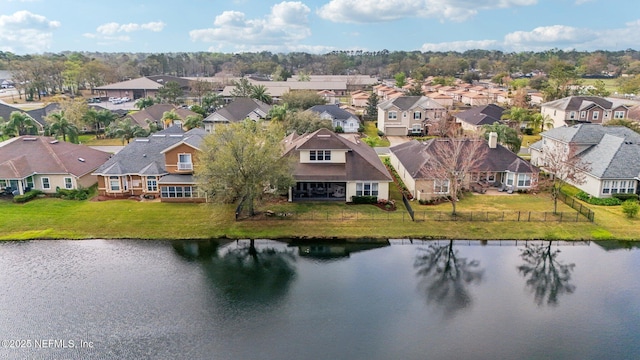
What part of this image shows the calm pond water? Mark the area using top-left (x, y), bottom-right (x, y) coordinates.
top-left (1, 239), bottom-right (640, 360)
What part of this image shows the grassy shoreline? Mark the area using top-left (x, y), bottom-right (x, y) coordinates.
top-left (1, 191), bottom-right (638, 241)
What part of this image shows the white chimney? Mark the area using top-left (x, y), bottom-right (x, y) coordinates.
top-left (488, 132), bottom-right (498, 149)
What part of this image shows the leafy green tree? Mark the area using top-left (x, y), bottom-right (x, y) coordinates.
top-left (461, 71), bottom-right (479, 84)
top-left (586, 80), bottom-right (611, 97)
top-left (135, 97), bottom-right (155, 110)
top-left (157, 81), bottom-right (183, 104)
top-left (481, 122), bottom-right (522, 153)
top-left (47, 111), bottom-right (79, 143)
top-left (431, 76), bottom-right (456, 86)
top-left (528, 113), bottom-right (553, 133)
top-left (202, 92), bottom-right (224, 112)
top-left (406, 82), bottom-right (424, 96)
top-left (196, 120), bottom-right (294, 217)
top-left (280, 90), bottom-right (327, 110)
top-left (617, 74), bottom-right (640, 95)
top-left (282, 110), bottom-right (332, 135)
top-left (501, 106), bottom-right (530, 131)
top-left (183, 114), bottom-right (203, 130)
top-left (394, 72), bottom-right (407, 88)
top-left (543, 61), bottom-right (581, 101)
top-left (250, 84), bottom-right (273, 104)
top-left (268, 104), bottom-right (289, 122)
top-left (3, 111), bottom-right (38, 136)
top-left (230, 78), bottom-right (253, 97)
top-left (188, 104), bottom-right (207, 117)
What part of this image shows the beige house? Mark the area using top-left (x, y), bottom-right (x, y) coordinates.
top-left (461, 93), bottom-right (491, 106)
top-left (541, 96), bottom-right (630, 129)
top-left (377, 96), bottom-right (447, 136)
top-left (283, 128), bottom-right (392, 202)
top-left (0, 136), bottom-right (110, 195)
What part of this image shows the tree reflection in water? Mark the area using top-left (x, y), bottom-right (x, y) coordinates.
top-left (414, 240), bottom-right (484, 317)
top-left (201, 240), bottom-right (296, 304)
top-left (518, 241), bottom-right (576, 306)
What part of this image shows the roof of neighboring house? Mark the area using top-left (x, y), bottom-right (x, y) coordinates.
top-left (204, 98), bottom-right (271, 123)
top-left (308, 104), bottom-right (359, 121)
top-left (378, 96), bottom-right (446, 111)
top-left (627, 105), bottom-right (640, 121)
top-left (126, 104), bottom-right (199, 128)
top-left (390, 138), bottom-right (537, 179)
top-left (93, 127), bottom-right (206, 176)
top-left (146, 75), bottom-right (191, 88)
top-left (95, 77), bottom-right (164, 91)
top-left (283, 128), bottom-right (392, 182)
top-left (454, 104), bottom-right (505, 126)
top-left (0, 136), bottom-right (111, 179)
top-left (578, 133), bottom-right (640, 179)
top-left (541, 123), bottom-right (640, 145)
top-left (542, 96), bottom-right (629, 111)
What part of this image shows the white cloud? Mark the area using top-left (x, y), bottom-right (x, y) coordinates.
top-left (0, 10), bottom-right (60, 53)
top-left (95, 21), bottom-right (165, 35)
top-left (190, 1), bottom-right (312, 51)
top-left (317, 0), bottom-right (537, 23)
top-left (419, 20), bottom-right (640, 52)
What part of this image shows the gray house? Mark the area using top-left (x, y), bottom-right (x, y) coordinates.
top-left (308, 104), bottom-right (361, 133)
top-left (203, 98), bottom-right (271, 133)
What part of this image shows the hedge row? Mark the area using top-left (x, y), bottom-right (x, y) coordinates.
top-left (13, 190), bottom-right (43, 203)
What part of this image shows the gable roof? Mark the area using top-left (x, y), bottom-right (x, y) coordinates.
top-left (542, 96), bottom-right (629, 111)
top-left (93, 128), bottom-right (206, 176)
top-left (204, 98), bottom-right (271, 123)
top-left (95, 77), bottom-right (165, 91)
top-left (454, 104), bottom-right (505, 126)
top-left (0, 136), bottom-right (110, 179)
top-left (577, 133), bottom-right (640, 179)
top-left (390, 138), bottom-right (537, 179)
top-left (541, 123), bottom-right (640, 144)
top-left (283, 128), bottom-right (392, 182)
top-left (378, 96), bottom-right (445, 111)
top-left (308, 104), bottom-right (358, 121)
top-left (126, 104), bottom-right (199, 128)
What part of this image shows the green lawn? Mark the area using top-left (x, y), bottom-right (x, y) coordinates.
top-left (1, 190), bottom-right (636, 241)
top-left (78, 134), bottom-right (127, 146)
top-left (362, 120), bottom-right (390, 147)
top-left (581, 78), bottom-right (619, 93)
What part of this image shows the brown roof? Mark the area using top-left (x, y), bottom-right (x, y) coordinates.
top-left (126, 104), bottom-right (198, 128)
top-left (0, 136), bottom-right (111, 179)
top-left (283, 128), bottom-right (392, 182)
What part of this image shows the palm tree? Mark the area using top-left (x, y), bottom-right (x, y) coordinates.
top-left (135, 97), bottom-right (155, 110)
top-left (4, 111), bottom-right (38, 137)
top-left (202, 92), bottom-right (223, 112)
top-left (161, 110), bottom-right (181, 129)
top-left (47, 111), bottom-right (79, 143)
top-left (183, 114), bottom-right (203, 130)
top-left (107, 119), bottom-right (147, 144)
top-left (501, 107), bottom-right (530, 131)
top-left (250, 84), bottom-right (272, 104)
top-left (482, 122), bottom-right (522, 153)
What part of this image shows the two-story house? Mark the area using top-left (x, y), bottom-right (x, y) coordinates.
top-left (529, 123), bottom-right (640, 198)
top-left (93, 126), bottom-right (207, 202)
top-left (203, 98), bottom-right (272, 133)
top-left (377, 96), bottom-right (447, 136)
top-left (282, 128), bottom-right (392, 202)
top-left (541, 96), bottom-right (630, 129)
top-left (307, 104), bottom-right (361, 133)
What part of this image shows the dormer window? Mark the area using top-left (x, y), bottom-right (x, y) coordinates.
top-left (310, 150), bottom-right (331, 161)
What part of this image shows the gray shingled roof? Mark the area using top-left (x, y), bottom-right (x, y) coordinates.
top-left (308, 104), bottom-right (358, 121)
top-left (390, 138), bottom-right (537, 179)
top-left (378, 96), bottom-right (445, 111)
top-left (204, 98), bottom-right (271, 123)
top-left (283, 128), bottom-right (392, 182)
top-left (542, 123), bottom-right (640, 144)
top-left (93, 127), bottom-right (205, 176)
top-left (576, 134), bottom-right (640, 179)
top-left (454, 104), bottom-right (505, 126)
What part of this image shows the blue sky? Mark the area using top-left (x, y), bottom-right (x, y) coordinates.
top-left (1, 0), bottom-right (638, 55)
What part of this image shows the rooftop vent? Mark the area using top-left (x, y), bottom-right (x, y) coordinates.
top-left (78, 157), bottom-right (85, 162)
top-left (23, 137), bottom-right (37, 141)
top-left (50, 140), bottom-right (59, 144)
top-left (169, 134), bottom-right (183, 137)
top-left (135, 138), bottom-right (150, 142)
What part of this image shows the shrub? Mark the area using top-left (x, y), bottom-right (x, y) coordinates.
top-left (622, 200), bottom-right (640, 218)
top-left (56, 187), bottom-right (90, 200)
top-left (576, 191), bottom-right (622, 206)
top-left (351, 196), bottom-right (378, 204)
top-left (377, 130), bottom-right (384, 137)
top-left (358, 125), bottom-right (365, 133)
top-left (523, 128), bottom-right (534, 135)
top-left (13, 190), bottom-right (43, 203)
top-left (613, 193), bottom-right (639, 201)
top-left (334, 125), bottom-right (344, 133)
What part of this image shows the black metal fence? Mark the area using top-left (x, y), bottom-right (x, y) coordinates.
top-left (402, 194), bottom-right (415, 221)
top-left (557, 192), bottom-right (595, 222)
top-left (254, 209), bottom-right (591, 222)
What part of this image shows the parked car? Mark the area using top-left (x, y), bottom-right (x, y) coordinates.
top-left (120, 96), bottom-right (130, 102)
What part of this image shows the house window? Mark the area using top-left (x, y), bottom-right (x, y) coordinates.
top-left (388, 111), bottom-right (397, 120)
top-left (178, 153), bottom-right (193, 171)
top-left (627, 181), bottom-right (636, 193)
top-left (109, 176), bottom-right (120, 191)
top-left (611, 180), bottom-right (619, 194)
top-left (592, 111), bottom-right (599, 120)
top-left (413, 111), bottom-right (422, 120)
top-left (569, 111), bottom-right (576, 119)
top-left (161, 186), bottom-right (197, 198)
top-left (310, 150), bottom-right (331, 161)
top-left (356, 182), bottom-right (379, 196)
top-left (411, 124), bottom-right (422, 134)
top-left (602, 180), bottom-right (610, 194)
top-left (506, 173), bottom-right (514, 186)
top-left (580, 111), bottom-right (586, 119)
top-left (64, 177), bottom-right (73, 189)
top-left (517, 173), bottom-right (531, 187)
top-left (619, 181), bottom-right (628, 193)
top-left (147, 176), bottom-right (157, 192)
top-left (434, 179), bottom-right (450, 194)
top-left (42, 177), bottom-right (51, 190)
top-left (614, 111), bottom-right (625, 119)
top-left (26, 176), bottom-right (34, 189)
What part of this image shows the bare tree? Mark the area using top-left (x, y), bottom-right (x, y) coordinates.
top-left (540, 141), bottom-right (591, 214)
top-left (420, 136), bottom-right (488, 215)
